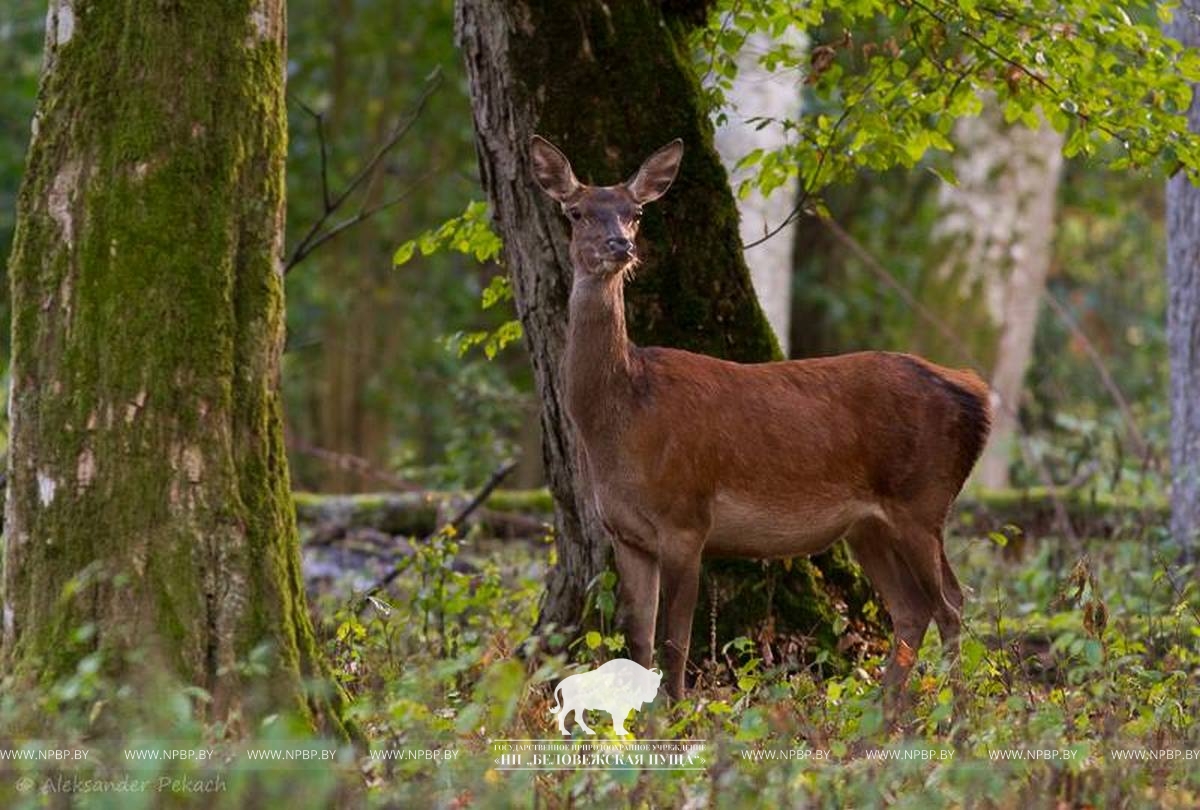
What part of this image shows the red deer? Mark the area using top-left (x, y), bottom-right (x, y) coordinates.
top-left (529, 135), bottom-right (991, 713)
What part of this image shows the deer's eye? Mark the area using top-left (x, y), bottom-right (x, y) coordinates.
top-left (566, 208), bottom-right (583, 222)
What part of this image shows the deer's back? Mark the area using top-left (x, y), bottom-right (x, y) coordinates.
top-left (608, 347), bottom-right (990, 555)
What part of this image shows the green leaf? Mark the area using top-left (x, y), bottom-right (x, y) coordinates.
top-left (926, 165), bottom-right (959, 187)
top-left (708, 700), bottom-right (733, 715)
top-left (392, 240), bottom-right (416, 266)
top-left (481, 274), bottom-right (512, 309)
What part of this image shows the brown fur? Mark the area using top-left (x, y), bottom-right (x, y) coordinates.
top-left (530, 135), bottom-right (992, 714)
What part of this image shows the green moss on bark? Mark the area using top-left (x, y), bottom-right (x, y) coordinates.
top-left (692, 543), bottom-right (877, 666)
top-left (2, 0), bottom-right (352, 739)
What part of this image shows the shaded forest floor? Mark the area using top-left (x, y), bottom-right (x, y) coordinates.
top-left (325, 512), bottom-right (1200, 808)
top-left (2, 494), bottom-right (1197, 808)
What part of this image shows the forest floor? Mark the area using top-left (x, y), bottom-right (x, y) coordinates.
top-left (2, 498), bottom-right (1197, 809)
top-left (321, 506), bottom-right (1199, 808)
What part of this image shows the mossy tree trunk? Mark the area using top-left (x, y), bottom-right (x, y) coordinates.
top-left (456, 0), bottom-right (876, 661)
top-left (2, 0), bottom-right (350, 736)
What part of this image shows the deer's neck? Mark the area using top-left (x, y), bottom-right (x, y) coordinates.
top-left (564, 273), bottom-right (637, 437)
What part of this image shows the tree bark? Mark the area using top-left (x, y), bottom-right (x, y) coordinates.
top-left (456, 0), bottom-right (874, 656)
top-left (1165, 2), bottom-right (1200, 556)
top-left (2, 0), bottom-right (351, 735)
top-left (924, 100), bottom-right (1064, 489)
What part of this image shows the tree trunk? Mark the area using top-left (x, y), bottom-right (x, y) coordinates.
top-left (924, 100), bottom-right (1064, 489)
top-left (2, 0), bottom-right (350, 736)
top-left (456, 0), bottom-right (875, 658)
top-left (712, 29), bottom-right (803, 355)
top-left (1165, 2), bottom-right (1200, 556)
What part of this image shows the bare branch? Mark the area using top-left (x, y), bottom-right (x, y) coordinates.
top-left (291, 95), bottom-right (333, 211)
top-left (284, 172), bottom-right (434, 272)
top-left (284, 67), bottom-right (444, 275)
top-left (1043, 291), bottom-right (1151, 462)
top-left (287, 436), bottom-right (423, 492)
top-left (822, 216), bottom-right (980, 365)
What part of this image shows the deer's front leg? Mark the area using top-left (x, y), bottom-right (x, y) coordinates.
top-left (612, 537), bottom-right (660, 669)
top-left (660, 535), bottom-right (703, 699)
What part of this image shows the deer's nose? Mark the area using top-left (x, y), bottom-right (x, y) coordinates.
top-left (606, 237), bottom-right (634, 257)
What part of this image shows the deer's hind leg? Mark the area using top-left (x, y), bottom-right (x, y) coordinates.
top-left (881, 512), bottom-right (969, 727)
top-left (936, 545), bottom-right (964, 674)
top-left (846, 518), bottom-right (936, 718)
top-left (886, 514), bottom-right (964, 674)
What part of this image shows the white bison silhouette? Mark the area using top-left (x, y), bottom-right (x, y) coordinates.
top-left (550, 659), bottom-right (662, 736)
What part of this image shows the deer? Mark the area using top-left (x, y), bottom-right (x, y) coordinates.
top-left (529, 135), bottom-right (992, 716)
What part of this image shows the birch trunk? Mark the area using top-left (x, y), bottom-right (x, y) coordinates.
top-left (928, 100), bottom-right (1064, 489)
top-left (712, 30), bottom-right (803, 354)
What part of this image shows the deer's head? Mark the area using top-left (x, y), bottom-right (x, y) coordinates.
top-left (530, 136), bottom-right (683, 278)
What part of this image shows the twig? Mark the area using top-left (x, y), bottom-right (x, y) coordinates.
top-left (292, 96), bottom-right (333, 210)
top-left (1152, 551), bottom-right (1200, 627)
top-left (914, 0), bottom-right (1134, 149)
top-left (357, 460), bottom-right (518, 609)
top-left (285, 176), bottom-right (433, 270)
top-left (742, 104), bottom-right (854, 251)
top-left (697, 0), bottom-right (747, 93)
top-left (284, 67), bottom-right (444, 275)
top-left (742, 63), bottom-right (886, 250)
top-left (915, 0), bottom-right (1058, 95)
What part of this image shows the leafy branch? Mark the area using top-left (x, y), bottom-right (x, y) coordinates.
top-left (699, 0), bottom-right (1200, 248)
top-left (394, 200), bottom-right (520, 360)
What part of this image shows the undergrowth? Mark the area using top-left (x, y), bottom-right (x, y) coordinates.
top-left (2, 524), bottom-right (1197, 808)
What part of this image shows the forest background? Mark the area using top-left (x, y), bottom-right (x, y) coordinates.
top-left (0, 1), bottom-right (1198, 807)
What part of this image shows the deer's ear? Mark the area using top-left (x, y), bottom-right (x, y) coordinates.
top-left (627, 139), bottom-right (683, 204)
top-left (530, 135), bottom-right (581, 202)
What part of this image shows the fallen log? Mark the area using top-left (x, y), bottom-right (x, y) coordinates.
top-left (294, 488), bottom-right (553, 544)
top-left (295, 486), bottom-right (1162, 541)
